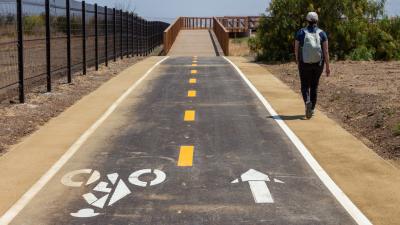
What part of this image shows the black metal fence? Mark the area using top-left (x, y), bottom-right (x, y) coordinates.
top-left (0, 0), bottom-right (169, 103)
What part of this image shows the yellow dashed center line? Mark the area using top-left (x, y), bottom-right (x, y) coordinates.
top-left (191, 70), bottom-right (197, 74)
top-left (192, 64), bottom-right (198, 67)
top-left (184, 110), bottom-right (196, 121)
top-left (188, 90), bottom-right (197, 97)
top-left (189, 78), bottom-right (197, 84)
top-left (178, 146), bottom-right (194, 167)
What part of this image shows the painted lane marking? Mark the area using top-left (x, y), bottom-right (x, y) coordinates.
top-left (178, 146), bottom-right (194, 167)
top-left (191, 70), bottom-right (197, 74)
top-left (192, 60), bottom-right (198, 63)
top-left (64, 169), bottom-right (166, 218)
top-left (223, 57), bottom-right (372, 225)
top-left (249, 181), bottom-right (273, 203)
top-left (188, 90), bottom-right (197, 97)
top-left (192, 64), bottom-right (197, 67)
top-left (0, 57), bottom-right (170, 225)
top-left (184, 110), bottom-right (196, 121)
top-left (231, 169), bottom-right (283, 204)
top-left (189, 78), bottom-right (197, 84)
top-left (61, 169), bottom-right (100, 187)
top-left (128, 169), bottom-right (166, 187)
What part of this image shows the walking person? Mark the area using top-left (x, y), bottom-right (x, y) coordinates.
top-left (295, 12), bottom-right (330, 119)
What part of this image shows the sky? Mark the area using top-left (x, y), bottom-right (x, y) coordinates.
top-left (84, 0), bottom-right (400, 23)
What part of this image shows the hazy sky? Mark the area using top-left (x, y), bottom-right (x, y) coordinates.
top-left (85, 0), bottom-right (400, 22)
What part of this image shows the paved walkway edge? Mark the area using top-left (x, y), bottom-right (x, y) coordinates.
top-left (0, 57), bottom-right (167, 221)
top-left (228, 56), bottom-right (400, 225)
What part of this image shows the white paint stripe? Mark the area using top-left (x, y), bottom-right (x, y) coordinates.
top-left (0, 57), bottom-right (169, 225)
top-left (248, 181), bottom-right (274, 203)
top-left (223, 57), bottom-right (372, 225)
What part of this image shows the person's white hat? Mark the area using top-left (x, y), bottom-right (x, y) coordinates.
top-left (306, 12), bottom-right (319, 22)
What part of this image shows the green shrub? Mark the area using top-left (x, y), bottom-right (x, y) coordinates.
top-left (346, 46), bottom-right (375, 60)
top-left (23, 15), bottom-right (45, 35)
top-left (393, 123), bottom-right (400, 136)
top-left (251, 0), bottom-right (400, 61)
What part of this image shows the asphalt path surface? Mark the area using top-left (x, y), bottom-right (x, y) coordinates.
top-left (10, 57), bottom-right (357, 225)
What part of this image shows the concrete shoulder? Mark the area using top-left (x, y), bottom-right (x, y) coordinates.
top-left (0, 57), bottom-right (166, 215)
top-left (228, 56), bottom-right (400, 225)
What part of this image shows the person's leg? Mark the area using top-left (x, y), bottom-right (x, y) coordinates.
top-left (299, 63), bottom-right (313, 119)
top-left (310, 64), bottom-right (324, 110)
top-left (299, 63), bottom-right (312, 104)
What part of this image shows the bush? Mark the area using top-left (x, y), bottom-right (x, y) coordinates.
top-left (346, 46), bottom-right (375, 60)
top-left (251, 0), bottom-right (400, 61)
top-left (393, 123), bottom-right (400, 136)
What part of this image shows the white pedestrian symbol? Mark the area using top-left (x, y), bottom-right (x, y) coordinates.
top-left (61, 169), bottom-right (166, 218)
top-left (231, 169), bottom-right (284, 204)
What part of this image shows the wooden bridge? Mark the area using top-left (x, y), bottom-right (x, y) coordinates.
top-left (163, 16), bottom-right (261, 56)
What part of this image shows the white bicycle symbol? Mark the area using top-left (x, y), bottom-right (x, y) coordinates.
top-left (61, 169), bottom-right (166, 218)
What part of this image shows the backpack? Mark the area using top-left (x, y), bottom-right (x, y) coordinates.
top-left (302, 28), bottom-right (322, 63)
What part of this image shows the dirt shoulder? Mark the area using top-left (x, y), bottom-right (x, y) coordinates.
top-left (0, 48), bottom-right (162, 155)
top-left (264, 61), bottom-right (400, 162)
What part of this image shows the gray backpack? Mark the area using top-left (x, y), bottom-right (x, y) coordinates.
top-left (302, 28), bottom-right (322, 63)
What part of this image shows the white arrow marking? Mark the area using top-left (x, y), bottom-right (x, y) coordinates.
top-left (240, 169), bottom-right (270, 182)
top-left (231, 169), bottom-right (277, 204)
top-left (248, 181), bottom-right (274, 203)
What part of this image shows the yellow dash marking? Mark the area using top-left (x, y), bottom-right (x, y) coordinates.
top-left (189, 78), bottom-right (197, 84)
top-left (192, 64), bottom-right (198, 67)
top-left (188, 90), bottom-right (197, 97)
top-left (191, 70), bottom-right (197, 74)
top-left (178, 146), bottom-right (194, 167)
top-left (184, 110), bottom-right (196, 121)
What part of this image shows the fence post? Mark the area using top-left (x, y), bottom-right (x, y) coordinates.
top-left (113, 8), bottom-right (116, 61)
top-left (126, 12), bottom-right (129, 57)
top-left (16, 0), bottom-right (24, 103)
top-left (94, 4), bottom-right (98, 71)
top-left (105, 6), bottom-right (108, 66)
top-left (66, 0), bottom-right (72, 83)
top-left (120, 10), bottom-right (123, 59)
top-left (131, 14), bottom-right (134, 56)
top-left (82, 1), bottom-right (86, 74)
top-left (135, 16), bottom-right (139, 56)
top-left (45, 0), bottom-right (51, 92)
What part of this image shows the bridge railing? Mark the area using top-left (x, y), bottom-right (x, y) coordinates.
top-left (182, 17), bottom-right (213, 30)
top-left (163, 17), bottom-right (183, 54)
top-left (163, 16), bottom-right (230, 55)
top-left (217, 16), bottom-right (260, 33)
top-left (212, 17), bottom-right (229, 56)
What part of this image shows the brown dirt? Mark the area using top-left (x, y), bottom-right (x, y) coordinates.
top-left (0, 47), bottom-right (162, 155)
top-left (264, 61), bottom-right (400, 160)
top-left (229, 38), bottom-right (254, 57)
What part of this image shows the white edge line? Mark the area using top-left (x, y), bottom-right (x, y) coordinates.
top-left (223, 57), bottom-right (372, 225)
top-left (0, 56), bottom-right (169, 225)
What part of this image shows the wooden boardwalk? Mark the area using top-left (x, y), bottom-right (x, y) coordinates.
top-left (167, 30), bottom-right (224, 56)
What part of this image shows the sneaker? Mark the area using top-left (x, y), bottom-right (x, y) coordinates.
top-left (305, 101), bottom-right (313, 119)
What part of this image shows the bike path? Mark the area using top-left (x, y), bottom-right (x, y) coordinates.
top-left (9, 57), bottom-right (357, 225)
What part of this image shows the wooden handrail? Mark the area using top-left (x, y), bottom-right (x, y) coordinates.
top-left (212, 17), bottom-right (229, 56)
top-left (164, 16), bottom-right (232, 56)
top-left (163, 17), bottom-right (183, 54)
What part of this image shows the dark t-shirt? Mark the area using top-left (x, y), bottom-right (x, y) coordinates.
top-left (296, 25), bottom-right (328, 63)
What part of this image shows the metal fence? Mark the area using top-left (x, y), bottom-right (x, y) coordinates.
top-left (0, 0), bottom-right (169, 103)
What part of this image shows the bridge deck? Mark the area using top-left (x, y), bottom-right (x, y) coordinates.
top-left (167, 30), bottom-right (224, 56)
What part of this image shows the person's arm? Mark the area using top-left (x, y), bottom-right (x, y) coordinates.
top-left (322, 40), bottom-right (330, 76)
top-left (295, 40), bottom-right (300, 64)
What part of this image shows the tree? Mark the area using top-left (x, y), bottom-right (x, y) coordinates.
top-left (249, 0), bottom-right (399, 61)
